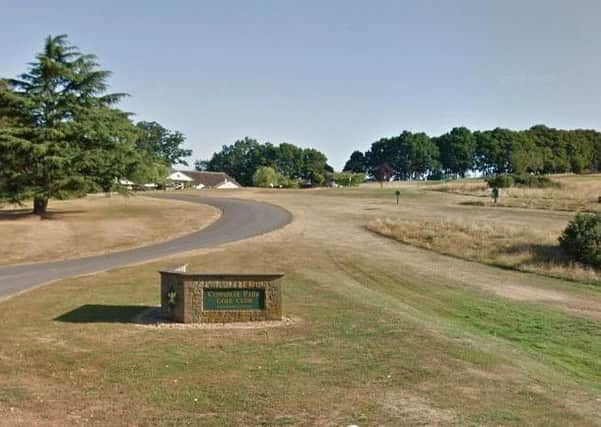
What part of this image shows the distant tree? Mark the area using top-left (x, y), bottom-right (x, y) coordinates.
top-left (363, 132), bottom-right (439, 180)
top-left (204, 137), bottom-right (264, 186)
top-left (509, 132), bottom-right (543, 174)
top-left (127, 152), bottom-right (170, 187)
top-left (70, 107), bottom-right (142, 193)
top-left (0, 34), bottom-right (133, 214)
top-left (343, 150), bottom-right (367, 173)
top-left (274, 143), bottom-right (304, 178)
top-left (135, 121), bottom-right (191, 166)
top-left (434, 127), bottom-right (476, 177)
top-left (201, 138), bottom-right (330, 186)
top-left (252, 166), bottom-right (279, 187)
top-left (194, 159), bottom-right (209, 171)
top-left (301, 148), bottom-right (329, 185)
top-left (402, 131), bottom-right (440, 179)
top-left (374, 163), bottom-right (394, 188)
top-left (474, 128), bottom-right (515, 174)
top-left (350, 125), bottom-right (601, 180)
top-left (525, 125), bottom-right (567, 173)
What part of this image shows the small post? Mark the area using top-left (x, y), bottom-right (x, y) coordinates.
top-left (492, 187), bottom-right (499, 204)
top-left (395, 190), bottom-right (401, 206)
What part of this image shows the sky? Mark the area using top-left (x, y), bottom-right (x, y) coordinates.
top-left (1, 0), bottom-right (600, 169)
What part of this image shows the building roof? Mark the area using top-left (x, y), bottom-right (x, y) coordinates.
top-left (168, 171), bottom-right (194, 182)
top-left (177, 171), bottom-right (241, 188)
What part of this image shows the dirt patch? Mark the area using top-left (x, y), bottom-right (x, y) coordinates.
top-left (381, 391), bottom-right (457, 425)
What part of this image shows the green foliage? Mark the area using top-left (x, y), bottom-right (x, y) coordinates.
top-left (0, 35), bottom-right (183, 212)
top-left (252, 166), bottom-right (279, 187)
top-left (200, 138), bottom-right (330, 186)
top-left (71, 107), bottom-right (141, 192)
top-left (434, 127), bottom-right (476, 177)
top-left (559, 213), bottom-right (601, 268)
top-left (135, 121), bottom-right (191, 166)
top-left (202, 137), bottom-right (263, 186)
top-left (343, 150), bottom-right (366, 173)
top-left (512, 174), bottom-right (559, 188)
top-left (331, 171), bottom-right (365, 187)
top-left (277, 175), bottom-right (299, 188)
top-left (349, 125), bottom-right (601, 181)
top-left (127, 152), bottom-right (170, 187)
top-left (0, 35), bottom-right (133, 212)
top-left (365, 131), bottom-right (439, 180)
top-left (301, 148), bottom-right (330, 185)
top-left (485, 174), bottom-right (514, 188)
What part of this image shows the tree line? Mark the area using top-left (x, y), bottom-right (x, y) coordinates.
top-left (196, 137), bottom-right (333, 187)
top-left (344, 126), bottom-right (601, 180)
top-left (0, 35), bottom-right (191, 214)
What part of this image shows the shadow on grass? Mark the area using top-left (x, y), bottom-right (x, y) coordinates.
top-left (55, 304), bottom-right (155, 323)
top-left (0, 209), bottom-right (87, 221)
top-left (0, 208), bottom-right (36, 220)
top-left (499, 243), bottom-right (571, 266)
top-left (459, 200), bottom-right (487, 207)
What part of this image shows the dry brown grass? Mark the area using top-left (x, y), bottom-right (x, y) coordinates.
top-left (368, 217), bottom-right (601, 284)
top-left (1, 188), bottom-right (601, 425)
top-left (426, 180), bottom-right (490, 195)
top-left (0, 194), bottom-right (220, 265)
top-left (426, 174), bottom-right (601, 212)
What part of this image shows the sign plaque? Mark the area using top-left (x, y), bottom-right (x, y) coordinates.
top-left (203, 288), bottom-right (265, 311)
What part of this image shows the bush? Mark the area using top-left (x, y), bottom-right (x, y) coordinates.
top-left (512, 174), bottom-right (559, 188)
top-left (485, 174), bottom-right (514, 188)
top-left (252, 166), bottom-right (279, 187)
top-left (485, 173), bottom-right (559, 189)
top-left (559, 213), bottom-right (601, 268)
top-left (331, 171), bottom-right (365, 187)
top-left (278, 175), bottom-right (299, 188)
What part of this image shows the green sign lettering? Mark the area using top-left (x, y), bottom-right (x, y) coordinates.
top-left (203, 288), bottom-right (265, 311)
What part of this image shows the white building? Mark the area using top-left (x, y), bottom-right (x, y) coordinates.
top-left (169, 171), bottom-right (241, 189)
top-left (167, 171), bottom-right (195, 189)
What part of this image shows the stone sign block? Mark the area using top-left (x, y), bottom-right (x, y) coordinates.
top-left (159, 265), bottom-right (283, 323)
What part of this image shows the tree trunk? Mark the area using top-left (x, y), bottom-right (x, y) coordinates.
top-left (33, 197), bottom-right (48, 215)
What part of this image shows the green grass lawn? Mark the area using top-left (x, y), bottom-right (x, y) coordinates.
top-left (1, 251), bottom-right (600, 425)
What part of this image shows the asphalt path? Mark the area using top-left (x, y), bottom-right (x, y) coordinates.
top-left (0, 194), bottom-right (291, 300)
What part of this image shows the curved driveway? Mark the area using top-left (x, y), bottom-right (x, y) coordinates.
top-left (0, 195), bottom-right (291, 300)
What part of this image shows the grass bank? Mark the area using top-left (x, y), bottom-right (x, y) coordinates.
top-left (368, 217), bottom-right (601, 285)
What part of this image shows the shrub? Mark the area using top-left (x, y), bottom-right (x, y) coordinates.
top-left (331, 172), bottom-right (365, 187)
top-left (512, 174), bottom-right (559, 188)
top-left (278, 175), bottom-right (299, 188)
top-left (252, 166), bottom-right (279, 187)
top-left (485, 174), bottom-right (514, 188)
top-left (559, 213), bottom-right (601, 268)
